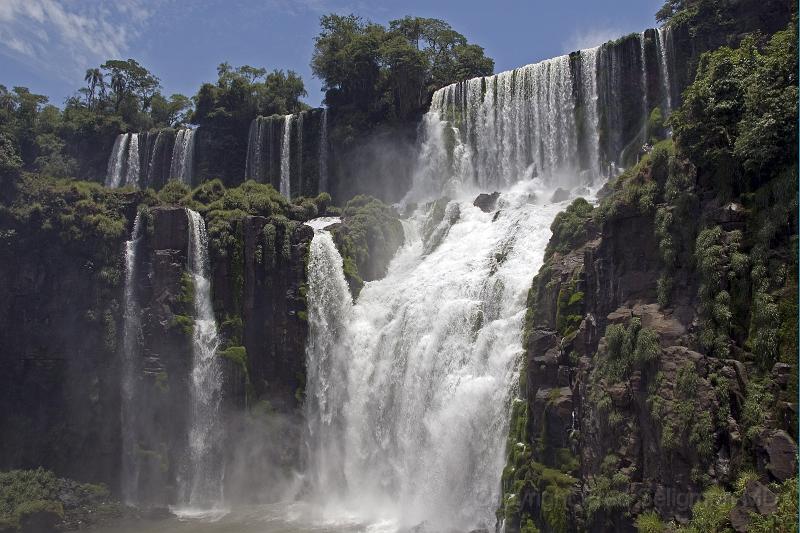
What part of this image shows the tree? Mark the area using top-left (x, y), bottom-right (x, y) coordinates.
top-left (101, 59), bottom-right (161, 112)
top-left (83, 68), bottom-right (104, 108)
top-left (311, 14), bottom-right (494, 122)
top-left (150, 92), bottom-right (193, 127)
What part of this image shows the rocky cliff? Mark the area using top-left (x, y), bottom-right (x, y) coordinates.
top-left (500, 137), bottom-right (797, 531)
top-left (0, 175), bottom-right (402, 505)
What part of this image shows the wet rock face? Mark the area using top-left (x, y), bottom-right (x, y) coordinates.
top-left (509, 200), bottom-right (797, 532)
top-left (473, 192), bottom-right (500, 212)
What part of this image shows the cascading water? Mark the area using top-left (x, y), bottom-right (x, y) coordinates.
top-left (170, 128), bottom-right (196, 185)
top-left (318, 108), bottom-right (329, 192)
top-left (105, 133), bottom-right (130, 188)
top-left (305, 189), bottom-right (566, 530)
top-left (124, 134), bottom-right (140, 188)
top-left (280, 114), bottom-right (293, 198)
top-left (580, 47), bottom-right (602, 180)
top-left (120, 211), bottom-right (143, 505)
top-left (656, 27), bottom-right (673, 113)
top-left (182, 209), bottom-right (224, 509)
top-left (406, 49), bottom-right (603, 203)
top-left (296, 112), bottom-right (304, 196)
top-left (640, 31), bottom-right (649, 143)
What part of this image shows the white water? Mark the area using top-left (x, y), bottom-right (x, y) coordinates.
top-left (580, 47), bottom-right (602, 180)
top-left (125, 134), bottom-right (141, 188)
top-left (305, 182), bottom-right (569, 531)
top-left (105, 133), bottom-right (130, 188)
top-left (640, 31), bottom-right (649, 143)
top-left (319, 109), bottom-right (329, 192)
top-left (297, 112), bottom-right (304, 195)
top-left (171, 129), bottom-right (197, 185)
top-left (182, 209), bottom-right (224, 509)
top-left (280, 114), bottom-right (293, 198)
top-left (657, 27), bottom-right (673, 113)
top-left (406, 49), bottom-right (604, 204)
top-left (120, 212), bottom-right (143, 505)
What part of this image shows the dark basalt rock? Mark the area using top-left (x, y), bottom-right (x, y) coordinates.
top-left (473, 192), bottom-right (500, 212)
top-left (729, 480), bottom-right (778, 532)
top-left (756, 429), bottom-right (798, 482)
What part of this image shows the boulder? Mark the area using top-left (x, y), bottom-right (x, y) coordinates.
top-left (759, 430), bottom-right (797, 482)
top-left (729, 480), bottom-right (778, 532)
top-left (473, 192), bottom-right (500, 212)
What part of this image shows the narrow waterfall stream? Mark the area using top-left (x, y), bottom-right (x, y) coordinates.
top-left (171, 129), bottom-right (197, 185)
top-left (180, 209), bottom-right (224, 510)
top-left (120, 212), bottom-right (143, 505)
top-left (280, 114), bottom-right (294, 198)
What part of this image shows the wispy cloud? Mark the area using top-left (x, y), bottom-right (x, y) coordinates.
top-left (0, 0), bottom-right (163, 85)
top-left (562, 27), bottom-right (625, 53)
top-left (263, 0), bottom-right (381, 17)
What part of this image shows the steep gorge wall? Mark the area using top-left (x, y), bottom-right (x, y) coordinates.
top-left (500, 154), bottom-right (797, 531)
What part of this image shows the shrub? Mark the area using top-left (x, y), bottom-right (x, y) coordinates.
top-left (545, 198), bottom-right (594, 258)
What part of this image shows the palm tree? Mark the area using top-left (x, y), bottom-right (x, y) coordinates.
top-left (110, 71), bottom-right (126, 111)
top-left (84, 68), bottom-right (103, 108)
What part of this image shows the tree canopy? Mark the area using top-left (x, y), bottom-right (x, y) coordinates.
top-left (311, 14), bottom-right (493, 122)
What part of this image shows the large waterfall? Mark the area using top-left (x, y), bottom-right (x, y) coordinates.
top-left (104, 128), bottom-right (196, 189)
top-left (120, 212), bottom-right (143, 505)
top-left (304, 188), bottom-right (566, 530)
top-left (406, 32), bottom-right (672, 203)
top-left (181, 209), bottom-right (224, 509)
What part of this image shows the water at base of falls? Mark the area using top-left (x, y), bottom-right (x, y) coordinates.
top-left (303, 181), bottom-right (578, 532)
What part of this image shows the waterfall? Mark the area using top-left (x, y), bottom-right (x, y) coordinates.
top-left (304, 190), bottom-right (566, 530)
top-left (598, 40), bottom-right (625, 170)
top-left (105, 133), bottom-right (130, 188)
top-left (280, 115), bottom-right (293, 198)
top-left (170, 128), bottom-right (196, 185)
top-left (657, 27), bottom-right (673, 113)
top-left (120, 211), bottom-right (143, 505)
top-left (124, 134), bottom-right (140, 188)
top-left (406, 49), bottom-right (602, 203)
top-left (304, 217), bottom-right (351, 493)
top-left (244, 118), bottom-right (263, 182)
top-left (319, 108), bottom-right (329, 192)
top-left (296, 112), bottom-right (304, 196)
top-left (580, 47), bottom-right (601, 180)
top-left (640, 32), bottom-right (649, 143)
top-left (183, 209), bottom-right (224, 508)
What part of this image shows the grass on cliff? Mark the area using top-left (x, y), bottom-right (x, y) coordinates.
top-left (0, 468), bottom-right (122, 531)
top-left (330, 195), bottom-right (404, 298)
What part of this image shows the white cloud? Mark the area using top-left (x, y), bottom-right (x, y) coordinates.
top-left (0, 0), bottom-right (164, 85)
top-left (562, 27), bottom-right (625, 53)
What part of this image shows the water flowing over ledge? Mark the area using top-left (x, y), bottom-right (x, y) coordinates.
top-left (405, 30), bottom-right (672, 203)
top-left (303, 184), bottom-right (572, 531)
top-left (104, 128), bottom-right (197, 189)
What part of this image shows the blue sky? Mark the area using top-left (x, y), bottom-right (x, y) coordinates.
top-left (0, 0), bottom-right (663, 108)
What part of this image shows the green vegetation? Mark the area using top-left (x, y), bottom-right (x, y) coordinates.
top-left (330, 195), bottom-right (404, 298)
top-left (545, 198), bottom-right (594, 259)
top-left (0, 468), bottom-right (121, 531)
top-left (312, 15), bottom-right (493, 135)
top-left (596, 318), bottom-right (661, 382)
